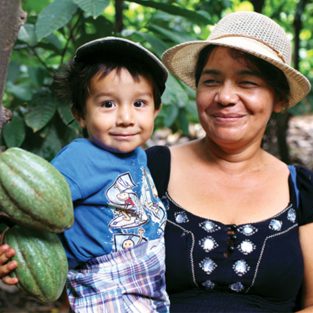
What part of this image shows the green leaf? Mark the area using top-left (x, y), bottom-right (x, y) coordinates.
top-left (6, 81), bottom-right (33, 101)
top-left (72, 0), bottom-right (109, 18)
top-left (2, 116), bottom-right (26, 148)
top-left (57, 102), bottom-right (80, 132)
top-left (162, 75), bottom-right (189, 108)
top-left (25, 91), bottom-right (58, 132)
top-left (35, 0), bottom-right (78, 41)
top-left (158, 104), bottom-right (179, 128)
top-left (148, 24), bottom-right (190, 44)
top-left (126, 31), bottom-right (167, 57)
top-left (18, 24), bottom-right (38, 47)
top-left (39, 125), bottom-right (63, 160)
top-left (130, 0), bottom-right (210, 24)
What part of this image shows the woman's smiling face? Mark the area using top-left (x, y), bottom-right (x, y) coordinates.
top-left (196, 46), bottom-right (283, 150)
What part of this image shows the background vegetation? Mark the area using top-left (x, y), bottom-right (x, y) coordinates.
top-left (2, 0), bottom-right (313, 161)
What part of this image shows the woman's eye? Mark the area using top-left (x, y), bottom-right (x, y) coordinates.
top-left (202, 79), bottom-right (219, 86)
top-left (240, 81), bottom-right (258, 87)
top-left (134, 100), bottom-right (145, 108)
top-left (101, 100), bottom-right (115, 108)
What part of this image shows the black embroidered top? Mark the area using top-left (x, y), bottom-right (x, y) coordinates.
top-left (146, 145), bottom-right (313, 313)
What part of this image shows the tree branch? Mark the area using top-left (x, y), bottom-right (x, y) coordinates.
top-left (0, 0), bottom-right (27, 129)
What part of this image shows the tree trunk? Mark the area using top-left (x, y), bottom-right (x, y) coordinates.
top-left (250, 0), bottom-right (266, 13)
top-left (114, 0), bottom-right (124, 34)
top-left (275, 0), bottom-right (307, 163)
top-left (0, 0), bottom-right (26, 130)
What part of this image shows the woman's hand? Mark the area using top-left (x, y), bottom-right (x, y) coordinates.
top-left (0, 244), bottom-right (18, 285)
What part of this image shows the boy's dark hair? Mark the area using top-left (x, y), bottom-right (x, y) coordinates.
top-left (54, 58), bottom-right (163, 119)
top-left (195, 45), bottom-right (290, 105)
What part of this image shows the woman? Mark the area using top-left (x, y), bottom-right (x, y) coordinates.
top-left (1, 11), bottom-right (313, 313)
top-left (146, 11), bottom-right (313, 312)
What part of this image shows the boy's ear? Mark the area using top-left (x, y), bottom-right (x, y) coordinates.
top-left (72, 109), bottom-right (86, 128)
top-left (153, 105), bottom-right (161, 118)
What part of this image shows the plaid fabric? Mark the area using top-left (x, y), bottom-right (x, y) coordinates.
top-left (66, 238), bottom-right (169, 313)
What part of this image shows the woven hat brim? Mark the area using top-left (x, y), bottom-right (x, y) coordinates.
top-left (162, 37), bottom-right (311, 107)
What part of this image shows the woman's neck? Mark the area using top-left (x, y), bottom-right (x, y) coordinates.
top-left (195, 136), bottom-right (272, 175)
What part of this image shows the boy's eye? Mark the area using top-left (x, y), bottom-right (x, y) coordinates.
top-left (134, 100), bottom-right (145, 108)
top-left (101, 100), bottom-right (115, 108)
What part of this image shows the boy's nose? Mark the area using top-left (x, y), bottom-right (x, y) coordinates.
top-left (116, 105), bottom-right (134, 126)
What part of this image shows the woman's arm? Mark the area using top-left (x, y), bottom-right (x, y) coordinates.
top-left (0, 244), bottom-right (18, 285)
top-left (297, 223), bottom-right (313, 312)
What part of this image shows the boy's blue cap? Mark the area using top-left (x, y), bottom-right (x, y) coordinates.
top-left (74, 36), bottom-right (168, 94)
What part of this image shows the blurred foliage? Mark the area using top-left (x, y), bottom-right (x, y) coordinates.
top-left (2, 0), bottom-right (313, 160)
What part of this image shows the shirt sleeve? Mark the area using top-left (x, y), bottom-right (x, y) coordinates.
top-left (296, 165), bottom-right (313, 226)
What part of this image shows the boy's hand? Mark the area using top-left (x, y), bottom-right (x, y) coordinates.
top-left (0, 244), bottom-right (18, 285)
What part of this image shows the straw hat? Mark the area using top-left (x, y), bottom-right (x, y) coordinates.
top-left (162, 11), bottom-right (311, 107)
top-left (74, 36), bottom-right (168, 94)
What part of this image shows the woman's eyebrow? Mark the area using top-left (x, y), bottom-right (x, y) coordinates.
top-left (201, 69), bottom-right (220, 76)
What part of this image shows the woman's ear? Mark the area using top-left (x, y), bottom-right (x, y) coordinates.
top-left (273, 100), bottom-right (288, 113)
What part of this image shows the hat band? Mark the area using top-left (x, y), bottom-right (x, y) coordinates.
top-left (209, 34), bottom-right (286, 63)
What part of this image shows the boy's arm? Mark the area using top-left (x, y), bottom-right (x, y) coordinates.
top-left (0, 243), bottom-right (18, 285)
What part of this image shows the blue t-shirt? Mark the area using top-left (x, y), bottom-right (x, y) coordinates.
top-left (52, 138), bottom-right (166, 268)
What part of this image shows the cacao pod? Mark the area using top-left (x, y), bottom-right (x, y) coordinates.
top-left (3, 225), bottom-right (68, 303)
top-left (0, 147), bottom-right (73, 232)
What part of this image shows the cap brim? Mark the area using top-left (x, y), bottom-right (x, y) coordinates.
top-left (75, 37), bottom-right (168, 93)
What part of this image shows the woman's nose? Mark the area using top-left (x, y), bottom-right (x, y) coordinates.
top-left (214, 82), bottom-right (239, 106)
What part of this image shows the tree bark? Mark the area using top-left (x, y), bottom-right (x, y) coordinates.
top-left (0, 0), bottom-right (26, 130)
top-left (114, 0), bottom-right (124, 34)
top-left (250, 0), bottom-right (266, 13)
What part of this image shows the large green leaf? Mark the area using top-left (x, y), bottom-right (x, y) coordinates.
top-left (130, 0), bottom-right (210, 24)
top-left (35, 0), bottom-right (78, 41)
top-left (73, 0), bottom-right (109, 18)
top-left (25, 91), bottom-right (58, 132)
top-left (2, 116), bottom-right (26, 148)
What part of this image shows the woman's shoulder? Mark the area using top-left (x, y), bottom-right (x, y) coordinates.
top-left (291, 165), bottom-right (313, 225)
top-left (146, 145), bottom-right (171, 196)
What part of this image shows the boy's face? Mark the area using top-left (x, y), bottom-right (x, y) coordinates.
top-left (77, 68), bottom-right (159, 153)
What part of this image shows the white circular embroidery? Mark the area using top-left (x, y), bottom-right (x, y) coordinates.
top-left (237, 224), bottom-right (258, 236)
top-left (174, 211), bottom-right (189, 224)
top-left (238, 240), bottom-right (255, 255)
top-left (202, 280), bottom-right (215, 289)
top-left (287, 208), bottom-right (296, 223)
top-left (269, 219), bottom-right (282, 231)
top-left (200, 257), bottom-right (217, 275)
top-left (200, 220), bottom-right (221, 233)
top-left (230, 282), bottom-right (245, 292)
top-left (233, 260), bottom-right (250, 276)
top-left (199, 236), bottom-right (218, 252)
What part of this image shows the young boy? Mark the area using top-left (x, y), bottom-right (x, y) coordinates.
top-left (51, 37), bottom-right (169, 312)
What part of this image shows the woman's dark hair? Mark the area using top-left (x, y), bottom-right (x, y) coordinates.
top-left (195, 45), bottom-right (290, 105)
top-left (53, 57), bottom-right (162, 119)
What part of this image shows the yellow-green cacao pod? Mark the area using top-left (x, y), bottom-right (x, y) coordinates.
top-left (4, 225), bottom-right (68, 303)
top-left (0, 147), bottom-right (74, 233)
